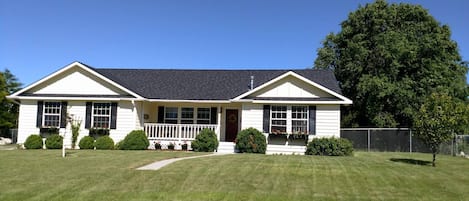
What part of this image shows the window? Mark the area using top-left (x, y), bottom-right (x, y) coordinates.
top-left (181, 107), bottom-right (194, 124)
top-left (92, 103), bottom-right (111, 128)
top-left (196, 108), bottom-right (210, 124)
top-left (271, 105), bottom-right (287, 133)
top-left (270, 105), bottom-right (309, 134)
top-left (291, 106), bottom-right (308, 134)
top-left (164, 107), bottom-right (178, 124)
top-left (43, 102), bottom-right (61, 127)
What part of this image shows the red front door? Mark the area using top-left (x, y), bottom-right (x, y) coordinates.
top-left (225, 109), bottom-right (239, 142)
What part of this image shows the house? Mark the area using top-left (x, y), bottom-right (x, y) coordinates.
top-left (7, 62), bottom-right (352, 154)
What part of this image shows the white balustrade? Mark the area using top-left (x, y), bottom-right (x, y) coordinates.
top-left (144, 123), bottom-right (218, 141)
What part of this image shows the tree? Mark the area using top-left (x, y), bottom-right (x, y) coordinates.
top-left (413, 93), bottom-right (469, 167)
top-left (0, 69), bottom-right (22, 137)
top-left (314, 0), bottom-right (468, 127)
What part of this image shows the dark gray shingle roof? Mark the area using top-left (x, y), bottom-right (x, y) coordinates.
top-left (91, 68), bottom-right (341, 100)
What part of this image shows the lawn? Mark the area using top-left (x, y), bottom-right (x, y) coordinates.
top-left (0, 150), bottom-right (467, 201)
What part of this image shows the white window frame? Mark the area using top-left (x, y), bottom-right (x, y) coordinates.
top-left (92, 103), bottom-right (111, 129)
top-left (196, 108), bottom-right (211, 124)
top-left (270, 105), bottom-right (287, 134)
top-left (164, 107), bottom-right (178, 124)
top-left (181, 107), bottom-right (194, 124)
top-left (291, 106), bottom-right (308, 134)
top-left (43, 102), bottom-right (61, 127)
top-left (270, 105), bottom-right (309, 134)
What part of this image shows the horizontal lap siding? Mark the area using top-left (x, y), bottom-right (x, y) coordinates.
top-left (112, 101), bottom-right (137, 143)
top-left (316, 105), bottom-right (340, 137)
top-left (17, 100), bottom-right (39, 143)
top-left (241, 103), bottom-right (263, 132)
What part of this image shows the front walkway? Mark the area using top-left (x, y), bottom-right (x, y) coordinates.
top-left (136, 153), bottom-right (228, 171)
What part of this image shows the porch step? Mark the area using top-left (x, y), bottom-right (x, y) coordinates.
top-left (217, 142), bottom-right (236, 154)
top-left (266, 145), bottom-right (306, 155)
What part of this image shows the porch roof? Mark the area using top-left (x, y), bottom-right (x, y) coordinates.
top-left (90, 67), bottom-right (342, 100)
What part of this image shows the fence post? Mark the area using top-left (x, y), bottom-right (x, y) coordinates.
top-left (367, 129), bottom-right (370, 152)
top-left (409, 130), bottom-right (412, 153)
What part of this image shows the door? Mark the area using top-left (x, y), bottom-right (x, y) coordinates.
top-left (225, 109), bottom-right (239, 142)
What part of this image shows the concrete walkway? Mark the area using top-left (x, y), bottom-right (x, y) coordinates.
top-left (137, 153), bottom-right (227, 171)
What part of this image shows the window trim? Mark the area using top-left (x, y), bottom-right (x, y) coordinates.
top-left (270, 105), bottom-right (309, 135)
top-left (161, 107), bottom-right (213, 124)
top-left (42, 101), bottom-right (61, 127)
top-left (91, 102), bottom-right (111, 129)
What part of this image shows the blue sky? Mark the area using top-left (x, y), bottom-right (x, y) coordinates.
top-left (1, 0), bottom-right (468, 86)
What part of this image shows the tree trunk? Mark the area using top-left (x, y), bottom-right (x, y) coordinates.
top-left (432, 153), bottom-right (436, 167)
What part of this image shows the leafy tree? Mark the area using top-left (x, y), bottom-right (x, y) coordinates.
top-left (413, 93), bottom-right (469, 167)
top-left (0, 69), bottom-right (22, 136)
top-left (314, 0), bottom-right (468, 127)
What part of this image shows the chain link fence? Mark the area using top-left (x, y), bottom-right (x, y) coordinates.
top-left (341, 128), bottom-right (467, 155)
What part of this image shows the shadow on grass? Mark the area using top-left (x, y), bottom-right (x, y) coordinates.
top-left (390, 158), bottom-right (432, 166)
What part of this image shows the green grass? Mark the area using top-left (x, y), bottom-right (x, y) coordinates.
top-left (0, 150), bottom-right (467, 201)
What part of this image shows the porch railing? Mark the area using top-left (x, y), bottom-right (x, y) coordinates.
top-left (144, 123), bottom-right (218, 141)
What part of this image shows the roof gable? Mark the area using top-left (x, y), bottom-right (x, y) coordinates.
top-left (9, 62), bottom-right (143, 99)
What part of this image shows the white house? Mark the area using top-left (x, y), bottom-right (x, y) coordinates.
top-left (7, 62), bottom-right (352, 154)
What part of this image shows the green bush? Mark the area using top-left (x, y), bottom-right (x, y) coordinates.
top-left (119, 130), bottom-right (150, 150)
top-left (24, 134), bottom-right (43, 149)
top-left (191, 128), bottom-right (218, 152)
top-left (235, 127), bottom-right (266, 154)
top-left (79, 136), bottom-right (95, 149)
top-left (305, 137), bottom-right (353, 156)
top-left (45, 134), bottom-right (63, 149)
top-left (95, 136), bottom-right (115, 150)
top-left (154, 142), bottom-right (161, 150)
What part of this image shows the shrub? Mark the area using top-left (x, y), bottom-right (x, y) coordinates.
top-left (24, 134), bottom-right (43, 149)
top-left (45, 134), bottom-right (63, 149)
top-left (305, 137), bottom-right (353, 156)
top-left (181, 143), bottom-right (188, 151)
top-left (95, 136), bottom-right (115, 150)
top-left (119, 130), bottom-right (149, 150)
top-left (115, 140), bottom-right (123, 150)
top-left (191, 128), bottom-right (218, 152)
top-left (154, 142), bottom-right (162, 150)
top-left (79, 136), bottom-right (95, 149)
top-left (168, 142), bottom-right (175, 150)
top-left (235, 127), bottom-right (267, 154)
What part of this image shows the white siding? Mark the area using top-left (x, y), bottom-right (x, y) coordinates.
top-left (241, 103), bottom-right (263, 131)
top-left (17, 100), bottom-right (40, 143)
top-left (250, 76), bottom-right (333, 98)
top-left (17, 100), bottom-right (140, 146)
top-left (111, 101), bottom-right (138, 143)
top-left (30, 68), bottom-right (126, 95)
top-left (315, 105), bottom-right (340, 137)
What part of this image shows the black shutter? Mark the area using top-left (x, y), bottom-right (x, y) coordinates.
top-left (60, 101), bottom-right (68, 128)
top-left (157, 106), bottom-right (164, 123)
top-left (210, 107), bottom-right (217, 124)
top-left (110, 102), bottom-right (118, 129)
top-left (309, 106), bottom-right (316, 135)
top-left (36, 101), bottom-right (44, 127)
top-left (263, 105), bottom-right (270, 133)
top-left (85, 102), bottom-right (92, 129)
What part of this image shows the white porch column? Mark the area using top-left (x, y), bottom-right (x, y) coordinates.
top-left (217, 105), bottom-right (221, 141)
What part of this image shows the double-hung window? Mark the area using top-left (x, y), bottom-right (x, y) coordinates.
top-left (43, 102), bottom-right (61, 127)
top-left (92, 103), bottom-right (111, 128)
top-left (270, 105), bottom-right (309, 134)
top-left (291, 106), bottom-right (308, 134)
top-left (271, 106), bottom-right (287, 133)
